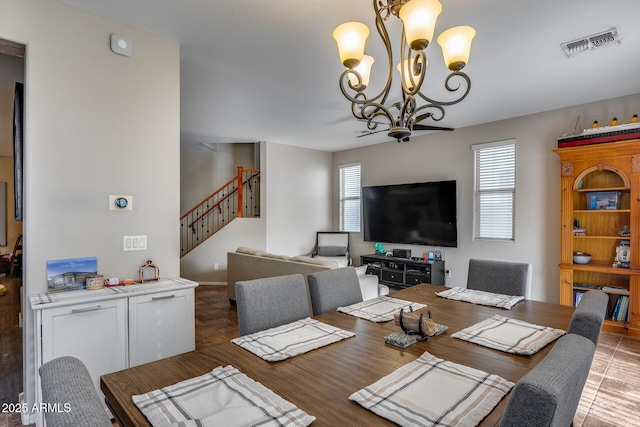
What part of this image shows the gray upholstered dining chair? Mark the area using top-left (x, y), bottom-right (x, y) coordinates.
top-left (39, 356), bottom-right (112, 427)
top-left (499, 333), bottom-right (596, 427)
top-left (466, 258), bottom-right (532, 297)
top-left (235, 274), bottom-right (311, 336)
top-left (307, 267), bottom-right (363, 315)
top-left (567, 290), bottom-right (609, 345)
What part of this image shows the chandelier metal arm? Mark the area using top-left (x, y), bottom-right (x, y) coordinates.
top-left (337, 0), bottom-right (399, 129)
top-left (413, 104), bottom-right (446, 124)
top-left (416, 71), bottom-right (471, 106)
top-left (361, 100), bottom-right (397, 129)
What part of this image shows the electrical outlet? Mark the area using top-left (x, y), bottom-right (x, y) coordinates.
top-left (214, 263), bottom-right (219, 270)
top-left (445, 269), bottom-right (451, 278)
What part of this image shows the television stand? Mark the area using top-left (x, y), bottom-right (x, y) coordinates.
top-left (361, 254), bottom-right (445, 288)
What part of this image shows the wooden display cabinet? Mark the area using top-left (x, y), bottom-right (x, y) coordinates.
top-left (555, 139), bottom-right (640, 336)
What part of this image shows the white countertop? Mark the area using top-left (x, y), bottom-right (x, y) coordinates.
top-left (30, 277), bottom-right (199, 309)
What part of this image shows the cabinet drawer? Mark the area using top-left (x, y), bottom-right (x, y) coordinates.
top-left (366, 266), bottom-right (382, 279)
top-left (406, 272), bottom-right (431, 285)
top-left (382, 269), bottom-right (404, 284)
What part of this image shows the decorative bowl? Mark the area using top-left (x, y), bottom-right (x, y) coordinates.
top-left (573, 252), bottom-right (592, 264)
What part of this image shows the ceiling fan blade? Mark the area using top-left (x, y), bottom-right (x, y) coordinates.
top-left (356, 128), bottom-right (389, 138)
top-left (413, 124), bottom-right (455, 131)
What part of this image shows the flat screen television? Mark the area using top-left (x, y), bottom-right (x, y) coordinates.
top-left (362, 180), bottom-right (457, 247)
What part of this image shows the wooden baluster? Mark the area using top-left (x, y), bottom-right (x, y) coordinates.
top-left (237, 166), bottom-right (243, 218)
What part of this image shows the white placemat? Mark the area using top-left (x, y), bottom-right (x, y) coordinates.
top-left (337, 296), bottom-right (427, 322)
top-left (451, 314), bottom-right (565, 355)
top-left (350, 351), bottom-right (514, 427)
top-left (132, 365), bottom-right (315, 427)
top-left (436, 287), bottom-right (525, 309)
top-left (231, 317), bottom-right (355, 362)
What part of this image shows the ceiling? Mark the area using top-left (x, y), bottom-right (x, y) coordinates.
top-left (50, 0), bottom-right (640, 151)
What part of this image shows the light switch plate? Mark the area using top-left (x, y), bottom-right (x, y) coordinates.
top-left (124, 235), bottom-right (147, 251)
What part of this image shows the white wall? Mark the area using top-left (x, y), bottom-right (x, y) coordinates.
top-left (1, 0), bottom-right (180, 411)
top-left (180, 143), bottom-right (255, 213)
top-left (333, 93), bottom-right (640, 304)
top-left (264, 142), bottom-right (333, 256)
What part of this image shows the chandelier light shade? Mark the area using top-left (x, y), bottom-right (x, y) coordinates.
top-left (333, 22), bottom-right (370, 69)
top-left (437, 26), bottom-right (476, 71)
top-left (398, 0), bottom-right (442, 50)
top-left (333, 0), bottom-right (475, 141)
top-left (397, 57), bottom-right (427, 91)
top-left (349, 55), bottom-right (375, 89)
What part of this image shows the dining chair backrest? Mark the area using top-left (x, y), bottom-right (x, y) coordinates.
top-left (39, 356), bottom-right (112, 427)
top-left (567, 290), bottom-right (609, 345)
top-left (307, 267), bottom-right (363, 315)
top-left (499, 333), bottom-right (595, 427)
top-left (467, 258), bottom-right (531, 297)
top-left (235, 274), bottom-right (311, 336)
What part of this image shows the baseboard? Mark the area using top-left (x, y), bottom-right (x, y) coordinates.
top-left (195, 281), bottom-right (226, 286)
top-left (19, 392), bottom-right (39, 426)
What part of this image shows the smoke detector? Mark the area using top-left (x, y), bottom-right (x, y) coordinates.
top-left (561, 27), bottom-right (621, 57)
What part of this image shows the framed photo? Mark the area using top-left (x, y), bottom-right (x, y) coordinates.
top-left (46, 256), bottom-right (97, 292)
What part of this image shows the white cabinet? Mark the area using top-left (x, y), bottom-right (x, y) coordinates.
top-left (39, 298), bottom-right (128, 406)
top-left (128, 288), bottom-right (195, 366)
top-left (32, 278), bottom-right (197, 426)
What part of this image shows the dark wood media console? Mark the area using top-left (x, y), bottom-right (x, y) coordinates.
top-left (361, 254), bottom-right (445, 288)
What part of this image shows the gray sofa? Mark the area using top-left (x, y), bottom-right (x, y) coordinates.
top-left (227, 248), bottom-right (338, 302)
top-left (227, 247), bottom-right (386, 303)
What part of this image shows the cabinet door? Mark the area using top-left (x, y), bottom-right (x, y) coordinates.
top-left (406, 271), bottom-right (431, 285)
top-left (40, 298), bottom-right (128, 404)
top-left (128, 288), bottom-right (195, 367)
top-left (382, 269), bottom-right (404, 284)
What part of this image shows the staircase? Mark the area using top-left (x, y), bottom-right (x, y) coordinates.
top-left (180, 166), bottom-right (260, 257)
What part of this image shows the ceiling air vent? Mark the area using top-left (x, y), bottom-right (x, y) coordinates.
top-left (561, 27), bottom-right (621, 57)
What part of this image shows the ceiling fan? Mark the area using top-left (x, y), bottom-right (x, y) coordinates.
top-left (354, 101), bottom-right (455, 142)
top-left (356, 122), bottom-right (454, 141)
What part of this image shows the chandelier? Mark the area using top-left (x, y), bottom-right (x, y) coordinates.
top-left (333, 0), bottom-right (475, 141)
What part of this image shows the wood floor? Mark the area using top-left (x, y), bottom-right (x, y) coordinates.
top-left (0, 277), bottom-right (23, 427)
top-left (2, 283), bottom-right (640, 426)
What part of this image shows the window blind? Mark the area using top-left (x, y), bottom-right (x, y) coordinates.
top-left (339, 163), bottom-right (361, 232)
top-left (472, 141), bottom-right (515, 241)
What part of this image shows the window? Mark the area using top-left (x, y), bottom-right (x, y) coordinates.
top-left (339, 163), bottom-right (361, 232)
top-left (472, 140), bottom-right (516, 241)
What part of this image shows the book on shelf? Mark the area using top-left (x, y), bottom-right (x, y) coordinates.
top-left (610, 295), bottom-right (630, 321)
top-left (617, 296), bottom-right (630, 322)
top-left (574, 291), bottom-right (585, 307)
top-left (574, 283), bottom-right (603, 290)
top-left (611, 297), bottom-right (622, 319)
top-left (602, 285), bottom-right (630, 294)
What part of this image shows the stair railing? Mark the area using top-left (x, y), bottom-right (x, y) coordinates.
top-left (180, 166), bottom-right (260, 257)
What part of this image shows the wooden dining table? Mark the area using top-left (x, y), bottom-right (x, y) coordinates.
top-left (101, 284), bottom-right (576, 427)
